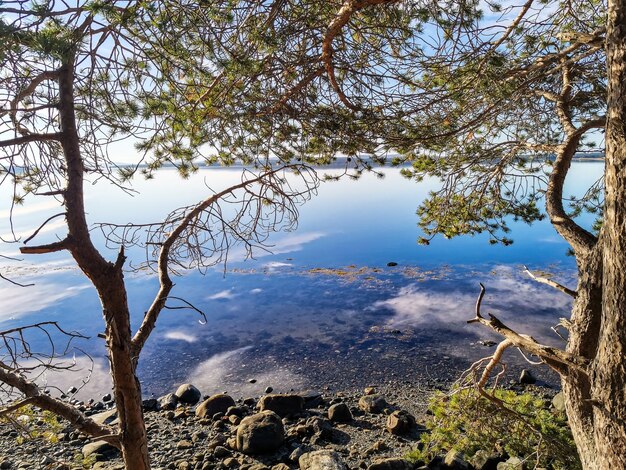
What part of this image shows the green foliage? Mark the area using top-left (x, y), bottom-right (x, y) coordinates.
top-left (408, 388), bottom-right (580, 469)
top-left (72, 452), bottom-right (97, 469)
top-left (1, 405), bottom-right (64, 444)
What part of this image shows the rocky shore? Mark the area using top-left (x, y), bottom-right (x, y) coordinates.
top-left (0, 378), bottom-right (561, 470)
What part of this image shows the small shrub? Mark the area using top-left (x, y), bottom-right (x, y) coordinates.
top-left (408, 387), bottom-right (580, 469)
top-left (73, 452), bottom-right (97, 469)
top-left (1, 404), bottom-right (63, 444)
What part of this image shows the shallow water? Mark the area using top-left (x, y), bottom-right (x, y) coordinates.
top-left (0, 162), bottom-right (603, 399)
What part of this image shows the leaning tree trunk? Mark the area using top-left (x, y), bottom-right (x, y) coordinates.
top-left (591, 0), bottom-right (626, 467)
top-left (57, 57), bottom-right (151, 470)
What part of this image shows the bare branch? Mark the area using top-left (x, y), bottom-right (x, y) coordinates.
top-left (0, 133), bottom-right (63, 147)
top-left (523, 265), bottom-right (577, 298)
top-left (468, 284), bottom-right (589, 375)
top-left (23, 213), bottom-right (67, 244)
top-left (20, 238), bottom-right (70, 254)
top-left (0, 365), bottom-right (119, 448)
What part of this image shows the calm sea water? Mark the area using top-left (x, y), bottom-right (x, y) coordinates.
top-left (0, 162), bottom-right (603, 399)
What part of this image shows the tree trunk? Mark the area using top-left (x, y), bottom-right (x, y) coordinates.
top-left (100, 270), bottom-right (151, 470)
top-left (553, 2), bottom-right (626, 467)
top-left (591, 0), bottom-right (626, 467)
top-left (57, 57), bottom-right (151, 470)
top-left (563, 247), bottom-right (602, 469)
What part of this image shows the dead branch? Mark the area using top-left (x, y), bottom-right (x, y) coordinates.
top-left (20, 238), bottom-right (70, 254)
top-left (0, 272), bottom-right (34, 288)
top-left (0, 364), bottom-right (120, 448)
top-left (523, 265), bottom-right (577, 298)
top-left (23, 213), bottom-right (67, 244)
top-left (468, 283), bottom-right (589, 375)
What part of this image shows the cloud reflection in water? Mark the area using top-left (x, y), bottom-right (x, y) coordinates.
top-left (186, 346), bottom-right (306, 396)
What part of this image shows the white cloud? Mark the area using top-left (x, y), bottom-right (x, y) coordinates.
top-left (207, 289), bottom-right (237, 300)
top-left (186, 346), bottom-right (306, 396)
top-left (163, 330), bottom-right (198, 343)
top-left (23, 356), bottom-right (112, 401)
top-left (0, 200), bottom-right (63, 219)
top-left (372, 271), bottom-right (574, 344)
top-left (0, 219), bottom-right (67, 242)
top-left (269, 232), bottom-right (326, 255)
top-left (0, 281), bottom-right (91, 322)
top-left (249, 288), bottom-right (263, 294)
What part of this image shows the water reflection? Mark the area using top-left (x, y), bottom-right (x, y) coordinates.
top-left (0, 163), bottom-right (603, 397)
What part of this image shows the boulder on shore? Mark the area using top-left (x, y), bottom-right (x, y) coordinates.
top-left (258, 394), bottom-right (305, 417)
top-left (385, 410), bottom-right (415, 435)
top-left (175, 383), bottom-right (201, 405)
top-left (236, 411), bottom-right (285, 454)
top-left (299, 450), bottom-right (347, 470)
top-left (328, 403), bottom-right (353, 423)
top-left (358, 394), bottom-right (388, 414)
top-left (367, 457), bottom-right (413, 470)
top-left (195, 394), bottom-right (236, 418)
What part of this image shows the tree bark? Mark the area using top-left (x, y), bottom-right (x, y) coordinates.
top-left (57, 57), bottom-right (150, 470)
top-left (590, 0), bottom-right (626, 466)
top-left (564, 1), bottom-right (626, 467)
top-left (563, 247), bottom-right (602, 469)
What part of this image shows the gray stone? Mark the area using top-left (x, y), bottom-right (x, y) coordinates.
top-left (82, 440), bottom-right (117, 458)
top-left (306, 416), bottom-right (334, 440)
top-left (142, 398), bottom-right (158, 411)
top-left (519, 369), bottom-right (536, 385)
top-left (444, 450), bottom-right (470, 469)
top-left (214, 446), bottom-right (231, 458)
top-left (177, 440), bottom-right (193, 450)
top-left (470, 450), bottom-right (504, 470)
top-left (328, 403), bottom-right (352, 423)
top-left (272, 465), bottom-right (290, 470)
top-left (290, 446), bottom-right (305, 462)
top-left (552, 392), bottom-right (566, 413)
top-left (358, 394), bottom-right (388, 413)
top-left (301, 391), bottom-right (324, 408)
top-left (367, 458), bottom-right (413, 470)
top-left (258, 394), bottom-right (305, 417)
top-left (236, 411), bottom-right (285, 454)
top-left (385, 410), bottom-right (415, 435)
top-left (90, 409), bottom-right (118, 426)
top-left (226, 406), bottom-right (247, 417)
top-left (497, 457), bottom-right (525, 470)
top-left (299, 450), bottom-right (347, 470)
top-left (195, 394), bottom-right (236, 418)
top-left (175, 383), bottom-right (202, 405)
top-left (158, 393), bottom-right (178, 411)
